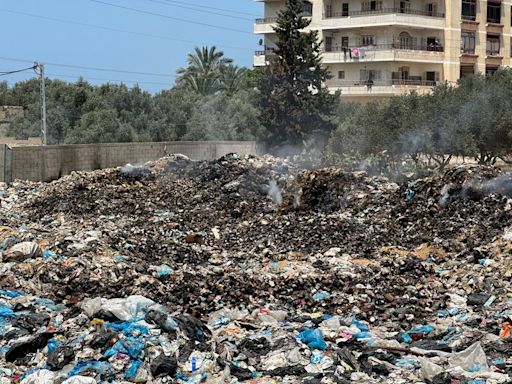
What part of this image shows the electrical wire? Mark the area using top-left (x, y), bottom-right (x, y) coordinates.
top-left (0, 56), bottom-right (173, 78)
top-left (137, 0), bottom-right (253, 21)
top-left (0, 65), bottom-right (37, 77)
top-left (88, 0), bottom-right (252, 35)
top-left (0, 9), bottom-right (250, 52)
top-left (145, 0), bottom-right (259, 17)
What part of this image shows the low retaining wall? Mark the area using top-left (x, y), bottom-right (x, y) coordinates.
top-left (3, 141), bottom-right (259, 182)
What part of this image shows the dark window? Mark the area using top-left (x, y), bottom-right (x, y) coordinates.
top-left (462, 0), bottom-right (476, 21)
top-left (487, 2), bottom-right (501, 24)
top-left (427, 3), bottom-right (438, 16)
top-left (461, 31), bottom-right (476, 53)
top-left (303, 1), bottom-right (313, 15)
top-left (486, 35), bottom-right (500, 55)
top-left (342, 3), bottom-right (349, 16)
top-left (361, 35), bottom-right (375, 46)
top-left (338, 71), bottom-right (345, 80)
top-left (486, 66), bottom-right (499, 75)
top-left (460, 65), bottom-right (475, 78)
top-left (341, 36), bottom-right (349, 47)
top-left (325, 37), bottom-right (333, 51)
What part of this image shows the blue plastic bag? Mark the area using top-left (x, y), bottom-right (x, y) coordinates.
top-left (106, 321), bottom-right (149, 336)
top-left (297, 329), bottom-right (327, 350)
top-left (0, 290), bottom-right (23, 298)
top-left (313, 291), bottom-right (331, 301)
top-left (104, 337), bottom-right (144, 359)
top-left (68, 361), bottom-right (112, 377)
top-left (352, 318), bottom-right (369, 332)
top-left (43, 249), bottom-right (56, 259)
top-left (47, 338), bottom-right (62, 353)
top-left (0, 307), bottom-right (14, 318)
top-left (124, 359), bottom-right (142, 379)
top-left (401, 325), bottom-right (435, 343)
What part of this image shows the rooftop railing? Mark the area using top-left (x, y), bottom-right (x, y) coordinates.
top-left (323, 43), bottom-right (444, 52)
top-left (329, 79), bottom-right (438, 87)
top-left (324, 8), bottom-right (444, 19)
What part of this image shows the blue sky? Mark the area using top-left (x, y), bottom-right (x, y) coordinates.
top-left (0, 0), bottom-right (262, 93)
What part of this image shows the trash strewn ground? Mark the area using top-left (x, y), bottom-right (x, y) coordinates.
top-left (1, 154), bottom-right (512, 383)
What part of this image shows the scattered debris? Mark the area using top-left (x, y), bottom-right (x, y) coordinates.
top-left (0, 155), bottom-right (511, 383)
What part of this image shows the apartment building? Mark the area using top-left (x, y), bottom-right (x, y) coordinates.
top-left (254, 0), bottom-right (512, 101)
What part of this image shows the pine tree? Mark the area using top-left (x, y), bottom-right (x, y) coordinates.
top-left (258, 0), bottom-right (338, 154)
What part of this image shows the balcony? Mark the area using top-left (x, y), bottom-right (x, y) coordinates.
top-left (327, 79), bottom-right (437, 97)
top-left (254, 12), bottom-right (311, 34)
top-left (322, 43), bottom-right (444, 64)
top-left (320, 9), bottom-right (445, 30)
top-left (254, 50), bottom-right (277, 66)
top-left (324, 8), bottom-right (444, 19)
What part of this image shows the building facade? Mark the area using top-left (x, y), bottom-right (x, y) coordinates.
top-left (254, 0), bottom-right (512, 101)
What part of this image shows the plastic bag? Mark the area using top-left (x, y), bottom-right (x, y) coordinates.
top-left (3, 242), bottom-right (42, 262)
top-left (104, 337), bottom-right (144, 359)
top-left (20, 370), bottom-right (55, 384)
top-left (68, 361), bottom-right (113, 377)
top-left (448, 342), bottom-right (489, 372)
top-left (401, 325), bottom-right (435, 343)
top-left (297, 329), bottom-right (327, 350)
top-left (62, 377), bottom-right (97, 384)
top-left (419, 357), bottom-right (444, 381)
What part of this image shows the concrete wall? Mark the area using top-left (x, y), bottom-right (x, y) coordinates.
top-left (5, 141), bottom-right (259, 182)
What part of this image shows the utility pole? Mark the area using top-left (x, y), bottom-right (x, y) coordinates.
top-left (35, 62), bottom-right (47, 146)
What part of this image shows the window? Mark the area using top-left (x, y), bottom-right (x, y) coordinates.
top-left (425, 71), bottom-right (437, 85)
top-left (461, 31), bottom-right (476, 54)
top-left (361, 35), bottom-right (375, 46)
top-left (341, 36), bottom-right (349, 47)
top-left (486, 34), bottom-right (500, 56)
top-left (487, 2), bottom-right (501, 24)
top-left (303, 1), bottom-right (313, 15)
top-left (342, 3), bottom-right (349, 16)
top-left (399, 0), bottom-right (411, 13)
top-left (360, 69), bottom-right (382, 81)
top-left (325, 37), bottom-right (333, 51)
top-left (427, 3), bottom-right (438, 17)
top-left (338, 71), bottom-right (345, 80)
top-left (399, 31), bottom-right (413, 49)
top-left (462, 0), bottom-right (476, 21)
top-left (486, 66), bottom-right (499, 75)
top-left (460, 65), bottom-right (475, 78)
top-left (362, 1), bottom-right (383, 12)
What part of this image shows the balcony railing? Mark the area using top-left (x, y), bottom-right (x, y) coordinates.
top-left (324, 8), bottom-right (445, 19)
top-left (486, 49), bottom-right (501, 56)
top-left (255, 49), bottom-right (277, 56)
top-left (461, 14), bottom-right (476, 21)
top-left (324, 43), bottom-right (444, 53)
top-left (255, 12), bottom-right (311, 24)
top-left (330, 79), bottom-right (438, 87)
top-left (255, 17), bottom-right (278, 24)
top-left (461, 47), bottom-right (476, 54)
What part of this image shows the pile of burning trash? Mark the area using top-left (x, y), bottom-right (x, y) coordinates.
top-left (1, 154), bottom-right (512, 383)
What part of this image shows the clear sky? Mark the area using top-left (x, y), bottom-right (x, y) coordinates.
top-left (0, 0), bottom-right (262, 93)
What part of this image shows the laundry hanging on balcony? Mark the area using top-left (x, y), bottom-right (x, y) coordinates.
top-left (351, 48), bottom-right (360, 58)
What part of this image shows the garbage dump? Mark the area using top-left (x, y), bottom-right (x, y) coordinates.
top-left (1, 154), bottom-right (512, 383)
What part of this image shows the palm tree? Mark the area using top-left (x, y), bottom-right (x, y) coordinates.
top-left (177, 46), bottom-right (232, 96)
top-left (219, 65), bottom-right (248, 96)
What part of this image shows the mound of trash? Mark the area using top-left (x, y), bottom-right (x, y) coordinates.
top-left (0, 155), bottom-right (512, 383)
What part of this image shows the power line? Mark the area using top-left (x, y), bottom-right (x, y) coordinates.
top-left (138, 0), bottom-right (253, 21)
top-left (46, 72), bottom-right (172, 86)
top-left (87, 0), bottom-right (252, 34)
top-left (0, 56), bottom-right (173, 78)
top-left (0, 65), bottom-right (37, 76)
top-left (0, 58), bottom-right (246, 85)
top-left (0, 9), bottom-right (250, 52)
top-left (147, 0), bottom-right (259, 17)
